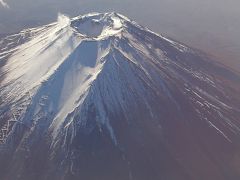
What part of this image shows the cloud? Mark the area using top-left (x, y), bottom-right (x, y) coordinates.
top-left (57, 13), bottom-right (71, 27)
top-left (0, 0), bottom-right (9, 8)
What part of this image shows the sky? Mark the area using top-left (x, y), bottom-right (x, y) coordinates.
top-left (0, 0), bottom-right (240, 70)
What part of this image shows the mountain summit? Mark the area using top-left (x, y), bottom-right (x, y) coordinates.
top-left (0, 12), bottom-right (240, 180)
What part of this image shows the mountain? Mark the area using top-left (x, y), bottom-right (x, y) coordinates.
top-left (0, 12), bottom-right (240, 180)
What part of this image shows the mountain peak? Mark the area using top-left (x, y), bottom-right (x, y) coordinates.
top-left (70, 12), bottom-right (125, 39)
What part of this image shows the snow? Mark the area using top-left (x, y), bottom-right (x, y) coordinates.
top-left (1, 24), bottom-right (81, 103)
top-left (0, 12), bottom-right (239, 148)
top-left (111, 16), bottom-right (123, 29)
top-left (207, 119), bottom-right (232, 143)
top-left (71, 12), bottom-right (123, 39)
top-left (49, 40), bottom-right (111, 139)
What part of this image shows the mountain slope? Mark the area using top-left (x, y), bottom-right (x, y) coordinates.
top-left (0, 12), bottom-right (240, 180)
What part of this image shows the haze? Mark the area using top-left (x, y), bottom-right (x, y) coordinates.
top-left (0, 0), bottom-right (240, 70)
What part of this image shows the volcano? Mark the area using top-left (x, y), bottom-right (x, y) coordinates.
top-left (0, 12), bottom-right (240, 180)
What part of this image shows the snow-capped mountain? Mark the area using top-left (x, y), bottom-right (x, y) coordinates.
top-left (0, 12), bottom-right (240, 180)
